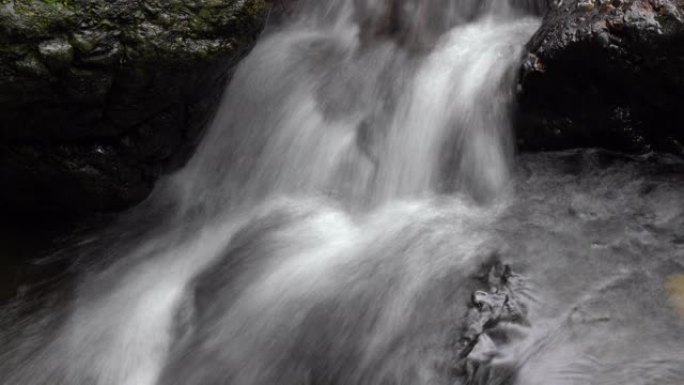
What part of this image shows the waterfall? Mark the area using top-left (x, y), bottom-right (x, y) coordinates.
top-left (3, 1), bottom-right (684, 385)
top-left (177, 0), bottom-right (539, 213)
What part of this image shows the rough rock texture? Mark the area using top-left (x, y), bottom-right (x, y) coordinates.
top-left (453, 261), bottom-right (530, 384)
top-left (517, 0), bottom-right (684, 156)
top-left (0, 0), bottom-right (271, 215)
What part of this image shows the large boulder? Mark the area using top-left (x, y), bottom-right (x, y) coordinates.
top-left (516, 0), bottom-right (684, 156)
top-left (0, 0), bottom-right (271, 215)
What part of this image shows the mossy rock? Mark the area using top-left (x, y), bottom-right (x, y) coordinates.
top-left (0, 0), bottom-right (272, 216)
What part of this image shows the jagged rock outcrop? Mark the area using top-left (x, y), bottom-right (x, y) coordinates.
top-left (517, 0), bottom-right (684, 156)
top-left (0, 0), bottom-right (271, 215)
top-left (453, 261), bottom-right (531, 384)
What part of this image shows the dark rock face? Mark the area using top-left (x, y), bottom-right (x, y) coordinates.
top-left (517, 0), bottom-right (684, 156)
top-left (0, 0), bottom-right (271, 214)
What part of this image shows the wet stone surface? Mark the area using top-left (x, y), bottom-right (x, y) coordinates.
top-left (517, 0), bottom-right (684, 157)
top-left (0, 0), bottom-right (271, 215)
top-left (454, 261), bottom-right (531, 383)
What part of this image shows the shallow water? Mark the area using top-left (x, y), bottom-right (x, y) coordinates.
top-left (1, 0), bottom-right (683, 384)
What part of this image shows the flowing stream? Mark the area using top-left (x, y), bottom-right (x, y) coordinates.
top-left (2, 1), bottom-right (684, 384)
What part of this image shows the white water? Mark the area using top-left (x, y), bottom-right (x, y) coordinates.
top-left (2, 1), bottom-right (684, 385)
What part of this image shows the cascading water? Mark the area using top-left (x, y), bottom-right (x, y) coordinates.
top-left (2, 1), bottom-right (684, 385)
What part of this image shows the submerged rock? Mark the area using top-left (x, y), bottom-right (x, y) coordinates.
top-left (517, 0), bottom-right (684, 157)
top-left (0, 0), bottom-right (271, 215)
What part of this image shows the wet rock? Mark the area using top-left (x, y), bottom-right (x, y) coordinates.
top-left (517, 0), bottom-right (684, 157)
top-left (37, 38), bottom-right (74, 70)
top-left (454, 261), bottom-right (530, 383)
top-left (12, 55), bottom-right (50, 77)
top-left (63, 68), bottom-right (113, 103)
top-left (0, 0), bottom-right (272, 216)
